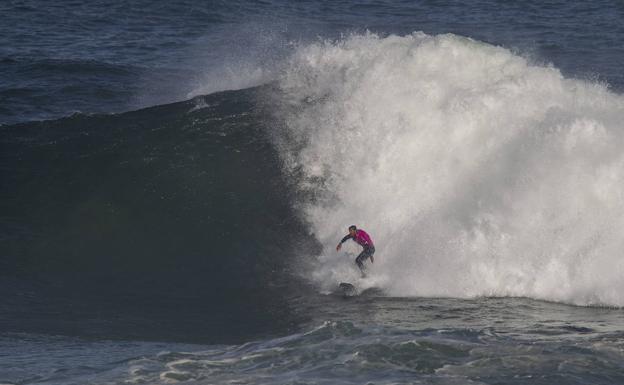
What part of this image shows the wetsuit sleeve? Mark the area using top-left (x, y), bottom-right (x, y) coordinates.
top-left (339, 234), bottom-right (353, 244)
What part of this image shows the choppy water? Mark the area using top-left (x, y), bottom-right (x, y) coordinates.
top-left (4, 296), bottom-right (624, 384)
top-left (3, 1), bottom-right (624, 384)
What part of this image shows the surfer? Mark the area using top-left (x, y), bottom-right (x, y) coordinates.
top-left (336, 225), bottom-right (375, 276)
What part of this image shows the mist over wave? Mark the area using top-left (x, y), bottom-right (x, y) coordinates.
top-left (275, 32), bottom-right (624, 306)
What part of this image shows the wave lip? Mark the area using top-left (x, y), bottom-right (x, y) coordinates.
top-left (276, 32), bottom-right (624, 306)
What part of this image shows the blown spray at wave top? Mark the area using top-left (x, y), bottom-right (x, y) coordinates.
top-left (276, 32), bottom-right (624, 306)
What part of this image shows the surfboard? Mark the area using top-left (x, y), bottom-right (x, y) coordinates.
top-left (339, 282), bottom-right (358, 297)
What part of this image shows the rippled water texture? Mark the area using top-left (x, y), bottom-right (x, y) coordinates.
top-left (3, 297), bottom-right (624, 384)
top-left (2, 1), bottom-right (624, 125)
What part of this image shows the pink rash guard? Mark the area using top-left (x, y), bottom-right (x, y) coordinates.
top-left (340, 229), bottom-right (374, 249)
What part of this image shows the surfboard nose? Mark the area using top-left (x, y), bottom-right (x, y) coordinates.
top-left (339, 282), bottom-right (358, 297)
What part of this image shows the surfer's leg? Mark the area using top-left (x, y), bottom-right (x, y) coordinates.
top-left (356, 247), bottom-right (374, 277)
top-left (356, 252), bottom-right (368, 277)
top-left (355, 252), bottom-right (366, 270)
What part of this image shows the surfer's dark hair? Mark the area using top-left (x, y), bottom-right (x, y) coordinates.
top-left (349, 225), bottom-right (357, 231)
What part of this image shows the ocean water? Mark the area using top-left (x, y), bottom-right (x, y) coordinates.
top-left (2, 1), bottom-right (624, 384)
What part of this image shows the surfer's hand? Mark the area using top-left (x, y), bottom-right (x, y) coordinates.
top-left (336, 244), bottom-right (341, 251)
top-left (370, 256), bottom-right (374, 263)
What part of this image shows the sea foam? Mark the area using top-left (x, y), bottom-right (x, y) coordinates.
top-left (276, 32), bottom-right (624, 306)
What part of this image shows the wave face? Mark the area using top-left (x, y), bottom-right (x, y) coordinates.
top-left (276, 32), bottom-right (624, 306)
top-left (0, 88), bottom-right (318, 342)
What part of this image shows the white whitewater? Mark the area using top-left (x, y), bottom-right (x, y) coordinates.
top-left (276, 32), bottom-right (624, 306)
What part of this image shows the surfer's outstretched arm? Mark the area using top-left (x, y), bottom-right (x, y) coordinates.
top-left (336, 234), bottom-right (352, 251)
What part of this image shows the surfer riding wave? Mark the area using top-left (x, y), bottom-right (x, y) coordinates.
top-left (336, 225), bottom-right (375, 277)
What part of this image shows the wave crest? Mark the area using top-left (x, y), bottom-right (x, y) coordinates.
top-left (276, 32), bottom-right (624, 306)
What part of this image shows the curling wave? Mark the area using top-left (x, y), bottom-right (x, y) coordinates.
top-left (276, 32), bottom-right (624, 306)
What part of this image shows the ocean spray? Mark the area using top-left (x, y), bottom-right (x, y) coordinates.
top-left (276, 32), bottom-right (624, 306)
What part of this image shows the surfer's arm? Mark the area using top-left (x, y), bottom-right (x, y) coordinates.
top-left (336, 234), bottom-right (353, 251)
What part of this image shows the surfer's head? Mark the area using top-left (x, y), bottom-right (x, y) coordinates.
top-left (348, 225), bottom-right (357, 236)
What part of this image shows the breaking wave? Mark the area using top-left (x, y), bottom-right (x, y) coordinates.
top-left (276, 32), bottom-right (624, 306)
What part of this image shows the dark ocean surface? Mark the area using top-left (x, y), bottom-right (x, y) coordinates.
top-left (2, 1), bottom-right (624, 126)
top-left (2, 1), bottom-right (624, 384)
